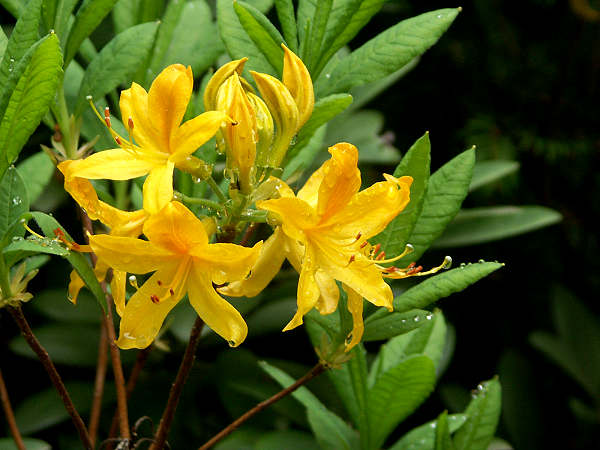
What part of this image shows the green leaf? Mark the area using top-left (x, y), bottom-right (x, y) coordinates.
top-left (30, 288), bottom-right (101, 324)
top-left (235, 1), bottom-right (285, 74)
top-left (260, 361), bottom-right (360, 450)
top-left (436, 411), bottom-right (456, 450)
top-left (0, 166), bottom-right (29, 240)
top-left (3, 238), bottom-right (69, 261)
top-left (389, 414), bottom-right (467, 450)
top-left (53, 0), bottom-right (79, 43)
top-left (453, 378), bottom-right (502, 450)
top-left (376, 132), bottom-right (430, 257)
top-left (363, 309), bottom-right (431, 342)
top-left (64, 0), bottom-right (120, 66)
top-left (75, 21), bottom-right (159, 114)
top-left (367, 355), bottom-right (436, 449)
top-left (469, 160), bottom-right (519, 192)
top-left (282, 124), bottom-right (325, 180)
top-left (433, 206), bottom-right (562, 248)
top-left (0, 438), bottom-right (51, 450)
top-left (217, 0), bottom-right (276, 75)
top-left (0, 0), bottom-right (24, 17)
top-left (30, 212), bottom-right (107, 312)
top-left (318, 8), bottom-right (460, 95)
top-left (274, 0), bottom-right (298, 52)
top-left (254, 431), bottom-right (319, 450)
top-left (0, 34), bottom-right (63, 180)
top-left (402, 147), bottom-right (475, 263)
top-left (16, 152), bottom-right (55, 205)
top-left (112, 0), bottom-right (140, 34)
top-left (0, 27), bottom-right (8, 60)
top-left (303, 0), bottom-right (332, 71)
top-left (286, 93), bottom-right (353, 161)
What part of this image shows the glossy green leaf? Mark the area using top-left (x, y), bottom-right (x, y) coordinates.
top-left (3, 238), bottom-right (69, 261)
top-left (453, 378), bottom-right (502, 450)
top-left (469, 160), bottom-right (519, 191)
top-left (282, 125), bottom-right (325, 180)
top-left (0, 166), bottom-right (29, 241)
top-left (402, 147), bottom-right (475, 263)
top-left (389, 414), bottom-right (467, 450)
top-left (0, 438), bottom-right (51, 450)
top-left (0, 27), bottom-right (8, 60)
top-left (217, 0), bottom-right (276, 75)
top-left (260, 360), bottom-right (360, 450)
top-left (274, 0), bottom-right (298, 52)
top-left (434, 206), bottom-right (562, 248)
top-left (53, 0), bottom-right (78, 43)
top-left (75, 21), bottom-right (159, 114)
top-left (0, 34), bottom-right (63, 179)
top-left (367, 355), bottom-right (436, 449)
top-left (435, 411), bottom-right (456, 450)
top-left (363, 309), bottom-right (431, 342)
top-left (64, 0), bottom-right (120, 66)
top-left (318, 8), bottom-right (460, 95)
top-left (286, 93), bottom-right (353, 161)
top-left (376, 132), bottom-right (430, 256)
top-left (16, 152), bottom-right (55, 204)
top-left (235, 1), bottom-right (285, 74)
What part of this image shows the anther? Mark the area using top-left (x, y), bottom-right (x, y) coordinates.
top-left (104, 107), bottom-right (111, 128)
top-left (355, 232), bottom-right (362, 241)
top-left (375, 251), bottom-right (386, 261)
top-left (371, 243), bottom-right (381, 257)
top-left (128, 117), bottom-right (134, 130)
top-left (169, 288), bottom-right (175, 296)
top-left (150, 294), bottom-right (160, 304)
top-left (360, 241), bottom-right (368, 249)
top-left (157, 280), bottom-right (162, 286)
top-left (129, 275), bottom-right (139, 289)
top-left (115, 136), bottom-right (122, 145)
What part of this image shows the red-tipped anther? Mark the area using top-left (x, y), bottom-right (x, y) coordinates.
top-left (157, 280), bottom-right (163, 286)
top-left (376, 251), bottom-right (386, 261)
top-left (407, 265), bottom-right (423, 275)
top-left (360, 241), bottom-right (368, 249)
top-left (384, 266), bottom-right (398, 273)
top-left (407, 262), bottom-right (416, 269)
top-left (115, 136), bottom-right (122, 145)
top-left (355, 232), bottom-right (362, 241)
top-left (348, 255), bottom-right (356, 264)
top-left (169, 288), bottom-right (175, 296)
top-left (128, 117), bottom-right (134, 130)
top-left (53, 228), bottom-right (64, 238)
top-left (150, 294), bottom-right (160, 304)
top-left (104, 107), bottom-right (111, 128)
top-left (372, 243), bottom-right (381, 256)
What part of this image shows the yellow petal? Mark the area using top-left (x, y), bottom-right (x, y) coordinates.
top-left (142, 162), bottom-right (174, 215)
top-left (65, 149), bottom-right (157, 180)
top-left (314, 270), bottom-right (339, 315)
top-left (204, 58), bottom-right (247, 112)
top-left (283, 246), bottom-right (320, 331)
top-left (148, 64), bottom-right (193, 152)
top-left (344, 286), bottom-right (364, 351)
top-left (187, 263), bottom-right (248, 347)
top-left (247, 92), bottom-right (275, 167)
top-left (282, 44), bottom-right (314, 127)
top-left (143, 201), bottom-right (208, 253)
top-left (257, 197), bottom-right (318, 241)
top-left (89, 234), bottom-right (176, 274)
top-left (220, 227), bottom-right (286, 297)
top-left (68, 270), bottom-right (85, 304)
top-left (111, 269), bottom-right (127, 317)
top-left (324, 176), bottom-right (412, 239)
top-left (170, 110), bottom-right (228, 163)
top-left (116, 262), bottom-right (184, 349)
top-left (120, 83), bottom-right (161, 153)
top-left (192, 241), bottom-right (262, 285)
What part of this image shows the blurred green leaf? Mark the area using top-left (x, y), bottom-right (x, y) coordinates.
top-left (389, 414), bottom-right (467, 450)
top-left (0, 166), bottom-right (28, 241)
top-left (317, 8), bottom-right (460, 95)
top-left (54, 0), bottom-right (78, 42)
top-left (217, 0), bottom-right (276, 75)
top-left (64, 0), bottom-right (120, 66)
top-left (367, 355), bottom-right (436, 449)
top-left (0, 34), bottom-right (63, 179)
top-left (235, 1), bottom-right (285, 74)
top-left (112, 0), bottom-right (140, 34)
top-left (255, 430), bottom-right (319, 450)
top-left (435, 411), bottom-right (456, 450)
top-left (0, 438), bottom-right (51, 450)
top-left (402, 147), bottom-right (475, 263)
top-left (274, 0), bottom-right (298, 53)
top-left (245, 297), bottom-right (297, 337)
top-left (0, 0), bottom-right (24, 17)
top-left (260, 360), bottom-right (360, 450)
top-left (376, 132), bottom-right (430, 257)
top-left (469, 160), bottom-right (519, 192)
top-left (75, 21), bottom-right (159, 114)
top-left (30, 288), bottom-right (101, 324)
top-left (363, 309), bottom-right (431, 342)
top-left (282, 125), bottom-right (326, 180)
top-left (453, 378), bottom-right (502, 450)
top-left (434, 206), bottom-right (562, 248)
top-left (0, 27), bottom-right (7, 61)
top-left (16, 152), bottom-right (55, 205)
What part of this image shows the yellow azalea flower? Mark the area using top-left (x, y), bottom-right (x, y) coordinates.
top-left (66, 64), bottom-right (228, 214)
top-left (58, 160), bottom-right (147, 315)
top-left (222, 143), bottom-right (413, 350)
top-left (88, 201), bottom-right (262, 349)
top-left (204, 45), bottom-right (313, 193)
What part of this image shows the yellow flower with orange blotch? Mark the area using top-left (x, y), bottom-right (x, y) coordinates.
top-left (66, 64), bottom-right (228, 214)
top-left (88, 201), bottom-right (262, 349)
top-left (222, 143), bottom-right (414, 350)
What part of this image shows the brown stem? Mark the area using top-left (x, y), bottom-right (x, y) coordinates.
top-left (88, 321), bottom-right (109, 446)
top-left (150, 317), bottom-right (205, 450)
top-left (7, 305), bottom-right (93, 449)
top-left (108, 346), bottom-right (152, 441)
top-left (0, 368), bottom-right (26, 450)
top-left (239, 223), bottom-right (259, 247)
top-left (199, 363), bottom-right (326, 450)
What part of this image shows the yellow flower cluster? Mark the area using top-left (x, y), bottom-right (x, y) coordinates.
top-left (57, 47), bottom-right (415, 352)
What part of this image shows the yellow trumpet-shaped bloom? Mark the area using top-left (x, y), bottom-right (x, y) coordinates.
top-left (222, 143), bottom-right (413, 350)
top-left (66, 64), bottom-right (228, 214)
top-left (89, 201), bottom-right (262, 349)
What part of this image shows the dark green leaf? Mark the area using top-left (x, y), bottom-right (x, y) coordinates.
top-left (75, 21), bottom-right (159, 114)
top-left (255, 430), bottom-right (319, 450)
top-left (0, 0), bottom-right (24, 17)
top-left (318, 8), bottom-right (460, 95)
top-left (435, 206), bottom-right (562, 248)
top-left (260, 361), bottom-right (360, 450)
top-left (30, 288), bottom-right (101, 324)
top-left (245, 297), bottom-right (297, 337)
top-left (53, 0), bottom-right (78, 42)
top-left (367, 355), bottom-right (436, 449)
top-left (304, 0), bottom-right (332, 70)
top-left (112, 0), bottom-right (140, 34)
top-left (274, 0), bottom-right (298, 52)
top-left (0, 438), bottom-right (51, 450)
top-left (389, 414), bottom-right (467, 450)
top-left (235, 1), bottom-right (285, 74)
top-left (3, 238), bottom-right (69, 259)
top-left (453, 378), bottom-right (502, 450)
top-left (0, 34), bottom-right (63, 180)
top-left (0, 27), bottom-right (8, 60)
top-left (376, 132), bottom-right (430, 257)
top-left (363, 309), bottom-right (431, 342)
top-left (0, 166), bottom-right (29, 240)
top-left (282, 125), bottom-right (325, 180)
top-left (435, 411), bottom-right (456, 450)
top-left (469, 160), bottom-right (519, 191)
top-left (145, 0), bottom-right (186, 76)
top-left (16, 152), bottom-right (55, 204)
top-left (64, 0), bottom-right (120, 66)
top-left (402, 147), bottom-right (475, 263)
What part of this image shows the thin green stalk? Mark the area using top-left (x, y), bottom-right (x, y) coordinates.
top-left (177, 192), bottom-right (225, 211)
top-left (0, 255), bottom-right (13, 299)
top-left (55, 86), bottom-right (76, 159)
top-left (113, 180), bottom-right (129, 210)
top-left (205, 176), bottom-right (228, 203)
